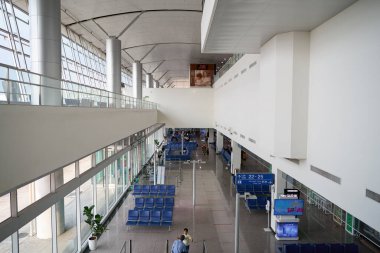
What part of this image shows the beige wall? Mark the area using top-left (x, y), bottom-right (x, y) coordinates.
top-left (0, 105), bottom-right (157, 194)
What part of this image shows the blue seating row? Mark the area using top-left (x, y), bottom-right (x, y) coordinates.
top-left (165, 148), bottom-right (192, 161)
top-left (126, 210), bottom-right (173, 227)
top-left (245, 196), bottom-right (271, 210)
top-left (135, 197), bottom-right (174, 209)
top-left (277, 243), bottom-right (359, 253)
top-left (133, 184), bottom-right (175, 196)
top-left (236, 184), bottom-right (271, 195)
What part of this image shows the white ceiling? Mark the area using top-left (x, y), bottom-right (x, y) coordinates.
top-left (202, 0), bottom-right (357, 54)
top-left (58, 0), bottom-right (230, 87)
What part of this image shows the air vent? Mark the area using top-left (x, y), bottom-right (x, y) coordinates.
top-left (310, 165), bottom-right (341, 184)
top-left (248, 138), bottom-right (256, 144)
top-left (241, 68), bottom-right (247, 74)
top-left (240, 134), bottom-right (245, 139)
top-left (249, 61), bottom-right (257, 68)
top-left (366, 189), bottom-right (380, 203)
top-left (234, 74), bottom-right (238, 79)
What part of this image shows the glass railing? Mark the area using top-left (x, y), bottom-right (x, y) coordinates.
top-left (214, 53), bottom-right (245, 81)
top-left (0, 63), bottom-right (157, 110)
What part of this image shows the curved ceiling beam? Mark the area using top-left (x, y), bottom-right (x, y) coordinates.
top-left (123, 42), bottom-right (201, 51)
top-left (65, 9), bottom-right (202, 27)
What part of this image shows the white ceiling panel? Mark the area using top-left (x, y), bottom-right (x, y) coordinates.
top-left (202, 0), bottom-right (357, 53)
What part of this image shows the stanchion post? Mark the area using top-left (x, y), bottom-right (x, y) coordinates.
top-left (235, 193), bottom-right (240, 253)
top-left (129, 239), bottom-right (132, 253)
top-left (193, 161), bottom-right (196, 206)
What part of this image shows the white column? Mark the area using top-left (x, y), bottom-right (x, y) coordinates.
top-left (231, 141), bottom-right (241, 174)
top-left (106, 37), bottom-right (121, 107)
top-left (208, 128), bottom-right (215, 144)
top-left (29, 0), bottom-right (61, 106)
top-left (133, 61), bottom-right (142, 99)
top-left (146, 74), bottom-right (153, 88)
top-left (154, 80), bottom-right (159, 88)
top-left (216, 131), bottom-right (223, 152)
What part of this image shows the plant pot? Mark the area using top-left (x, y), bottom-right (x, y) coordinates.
top-left (88, 236), bottom-right (97, 251)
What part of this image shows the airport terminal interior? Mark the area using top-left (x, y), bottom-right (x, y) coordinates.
top-left (0, 0), bottom-right (379, 252)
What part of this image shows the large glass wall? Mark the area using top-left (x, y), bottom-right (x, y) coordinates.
top-left (0, 1), bottom-right (132, 91)
top-left (57, 191), bottom-right (77, 253)
top-left (0, 125), bottom-right (163, 253)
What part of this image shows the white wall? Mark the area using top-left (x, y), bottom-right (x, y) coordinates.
top-left (0, 106), bottom-right (157, 195)
top-left (213, 0), bottom-right (380, 232)
top-left (144, 88), bottom-right (214, 128)
top-left (307, 0), bottom-right (380, 230)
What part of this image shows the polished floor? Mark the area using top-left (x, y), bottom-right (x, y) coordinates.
top-left (92, 144), bottom-right (377, 253)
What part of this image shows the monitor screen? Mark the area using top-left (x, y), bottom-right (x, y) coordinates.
top-left (273, 199), bottom-right (304, 216)
top-left (276, 222), bottom-right (298, 238)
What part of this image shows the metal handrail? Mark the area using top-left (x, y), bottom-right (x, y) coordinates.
top-left (0, 63), bottom-right (157, 109)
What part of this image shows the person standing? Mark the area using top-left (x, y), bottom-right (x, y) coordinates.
top-left (172, 235), bottom-right (186, 253)
top-left (182, 228), bottom-right (193, 253)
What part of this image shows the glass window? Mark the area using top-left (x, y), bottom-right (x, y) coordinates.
top-left (56, 162), bottom-right (76, 188)
top-left (0, 236), bottom-right (11, 253)
top-left (0, 193), bottom-right (10, 223)
top-left (96, 169), bottom-right (106, 216)
top-left (95, 149), bottom-right (105, 165)
top-left (18, 175), bottom-right (50, 211)
top-left (117, 157), bottom-right (124, 197)
top-left (79, 155), bottom-right (92, 174)
top-left (107, 144), bottom-right (115, 157)
top-left (108, 163), bottom-right (116, 207)
top-left (123, 155), bottom-right (129, 190)
top-left (19, 208), bottom-right (52, 253)
top-left (80, 179), bottom-right (93, 244)
top-left (57, 191), bottom-right (77, 253)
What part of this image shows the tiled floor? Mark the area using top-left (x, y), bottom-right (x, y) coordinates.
top-left (93, 144), bottom-right (377, 253)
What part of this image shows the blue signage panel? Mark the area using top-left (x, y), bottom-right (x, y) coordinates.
top-left (274, 199), bottom-right (304, 216)
top-left (235, 173), bottom-right (274, 185)
top-left (276, 222), bottom-right (299, 238)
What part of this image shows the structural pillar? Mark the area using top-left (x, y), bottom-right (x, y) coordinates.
top-left (106, 37), bottom-right (121, 107)
top-left (231, 141), bottom-right (241, 174)
top-left (29, 0), bottom-right (61, 106)
top-left (154, 80), bottom-right (159, 88)
top-left (208, 128), bottom-right (215, 144)
top-left (133, 61), bottom-right (142, 99)
top-left (146, 74), bottom-right (153, 88)
top-left (216, 131), bottom-right (223, 153)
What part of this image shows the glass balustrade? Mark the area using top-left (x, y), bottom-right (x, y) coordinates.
top-left (0, 63), bottom-right (157, 110)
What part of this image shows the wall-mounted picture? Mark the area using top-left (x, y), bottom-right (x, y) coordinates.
top-left (189, 64), bottom-right (215, 87)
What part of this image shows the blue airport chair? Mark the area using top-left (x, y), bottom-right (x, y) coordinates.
top-left (145, 198), bottom-right (154, 209)
top-left (167, 185), bottom-right (176, 196)
top-left (126, 210), bottom-right (139, 226)
top-left (315, 244), bottom-right (330, 253)
top-left (150, 210), bottom-right (161, 226)
top-left (257, 196), bottom-right (268, 209)
top-left (164, 197), bottom-right (174, 208)
top-left (138, 210), bottom-right (150, 226)
top-left (150, 185), bottom-right (159, 196)
top-left (141, 185), bottom-right (150, 196)
top-left (344, 244), bottom-right (358, 253)
top-left (155, 198), bottom-right (164, 209)
top-left (135, 198), bottom-right (145, 209)
top-left (247, 199), bottom-right (258, 209)
top-left (133, 184), bottom-right (142, 195)
top-left (162, 210), bottom-right (173, 226)
top-left (284, 244), bottom-right (300, 253)
top-left (300, 244), bottom-right (314, 253)
top-left (158, 185), bottom-right (167, 196)
top-left (330, 244), bottom-right (344, 253)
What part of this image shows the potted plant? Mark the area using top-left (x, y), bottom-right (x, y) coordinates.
top-left (83, 205), bottom-right (107, 251)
